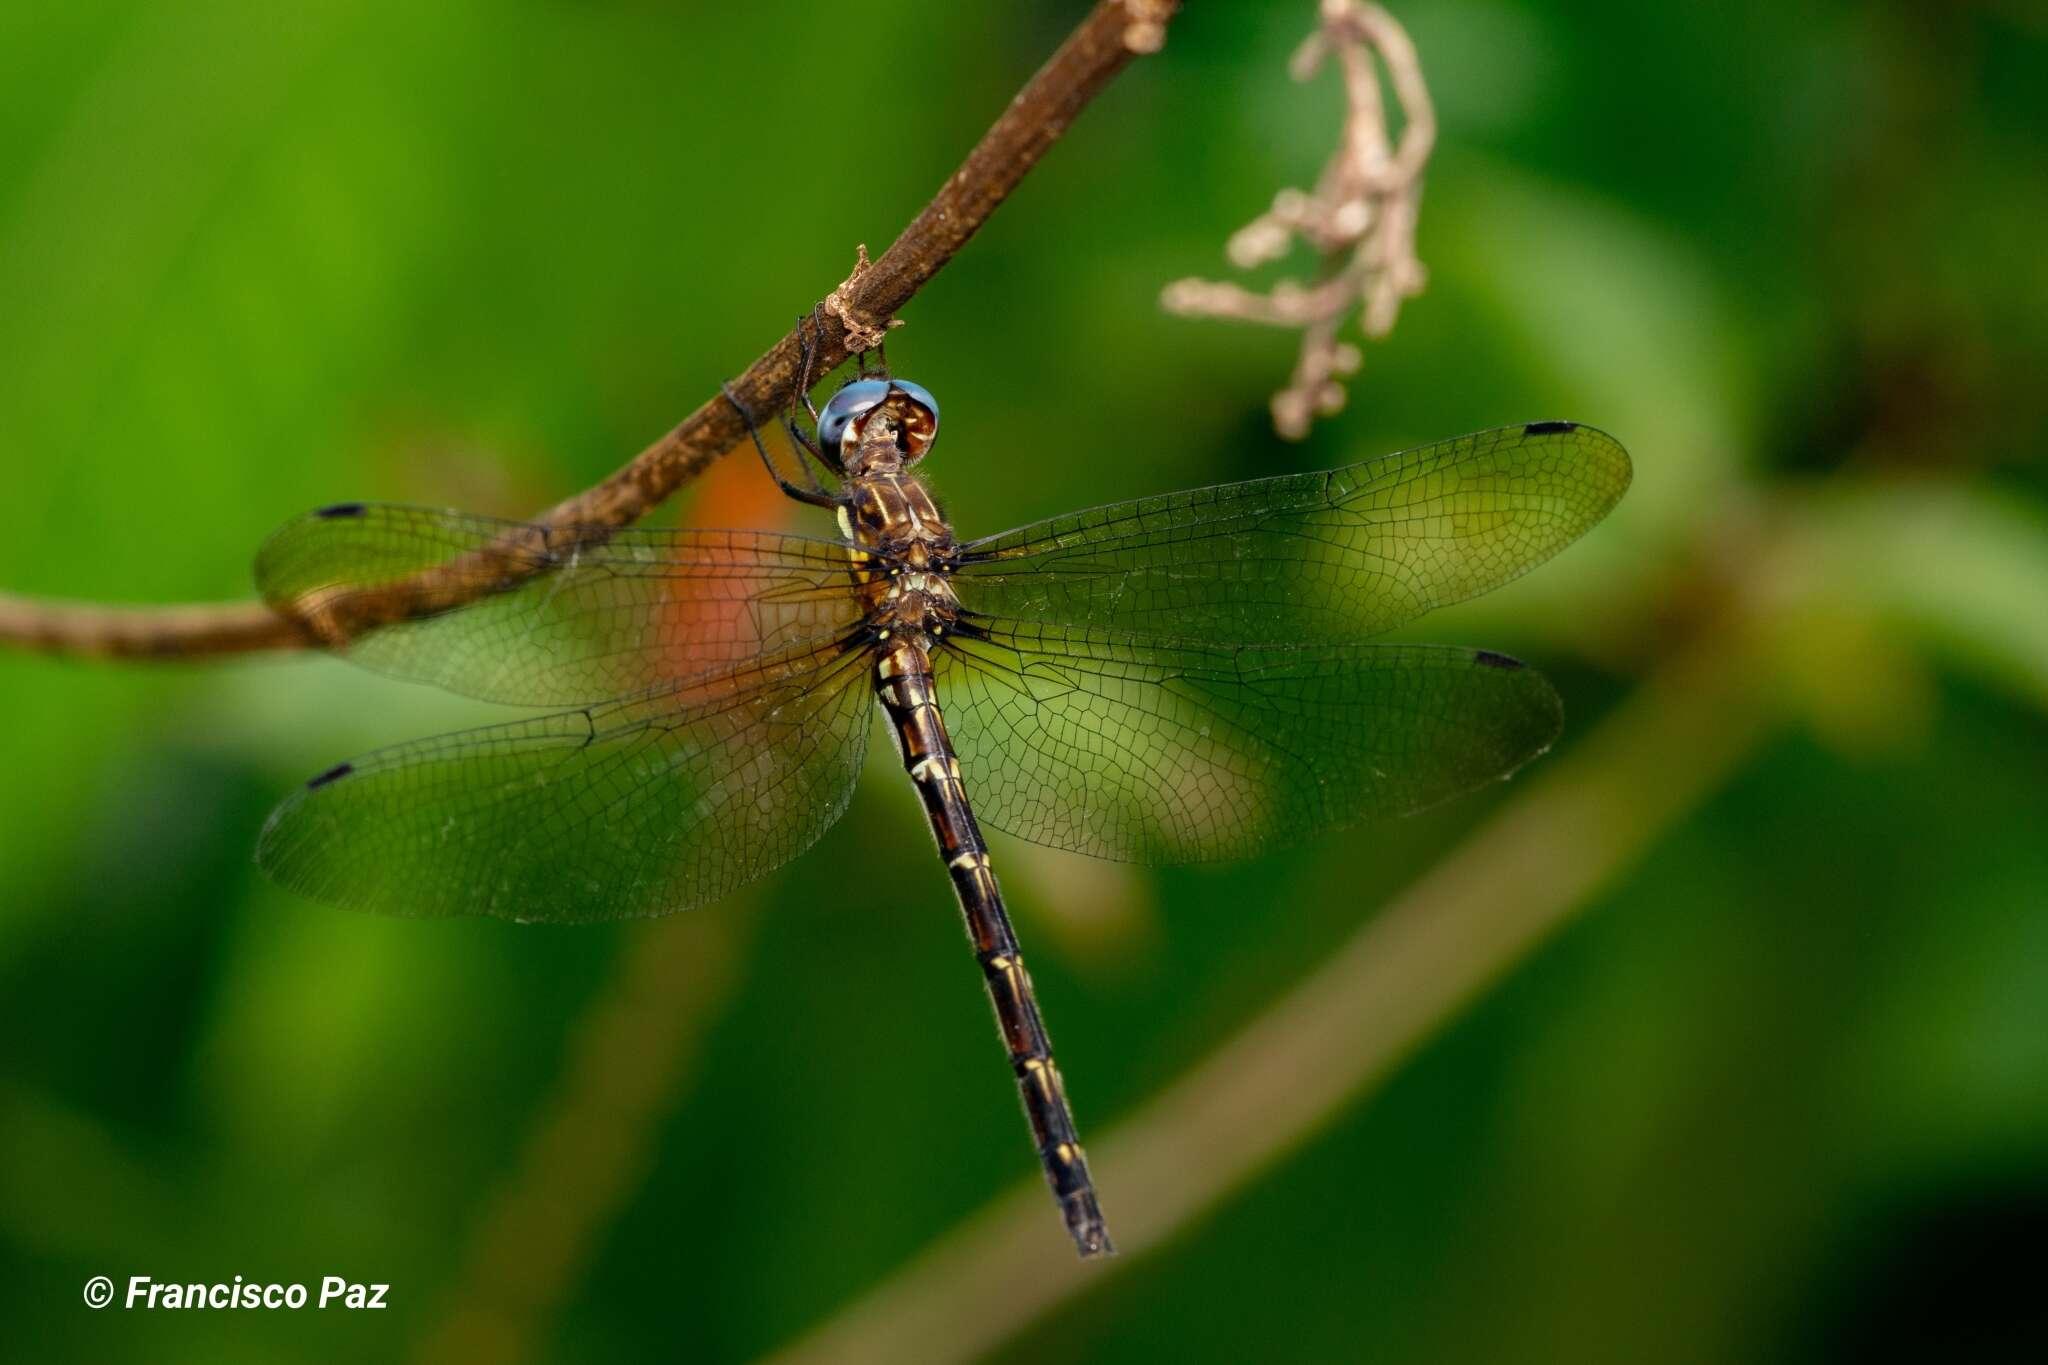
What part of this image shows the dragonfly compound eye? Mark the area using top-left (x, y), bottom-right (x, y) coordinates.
top-left (883, 381), bottom-right (940, 460)
top-left (817, 379), bottom-right (941, 464)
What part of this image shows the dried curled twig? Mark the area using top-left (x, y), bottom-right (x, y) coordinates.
top-left (1161, 0), bottom-right (1434, 438)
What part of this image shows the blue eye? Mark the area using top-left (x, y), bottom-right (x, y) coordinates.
top-left (817, 379), bottom-right (940, 461)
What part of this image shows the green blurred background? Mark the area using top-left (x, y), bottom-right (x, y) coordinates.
top-left (3, 1), bottom-right (2045, 1361)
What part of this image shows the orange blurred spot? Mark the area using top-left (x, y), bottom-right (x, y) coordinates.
top-left (651, 434), bottom-right (848, 704)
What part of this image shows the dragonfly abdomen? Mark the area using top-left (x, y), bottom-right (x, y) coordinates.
top-left (872, 635), bottom-right (1114, 1257)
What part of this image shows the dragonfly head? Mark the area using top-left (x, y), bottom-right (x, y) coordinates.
top-left (818, 379), bottom-right (940, 473)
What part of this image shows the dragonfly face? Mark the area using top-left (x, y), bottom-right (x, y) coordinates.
top-left (252, 370), bottom-right (1631, 1259)
top-left (818, 378), bottom-right (940, 477)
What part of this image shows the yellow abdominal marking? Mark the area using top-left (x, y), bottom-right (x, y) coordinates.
top-left (911, 755), bottom-right (960, 784)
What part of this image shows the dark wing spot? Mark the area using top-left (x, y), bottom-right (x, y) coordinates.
top-left (1522, 420), bottom-right (1578, 436)
top-left (1472, 650), bottom-right (1524, 670)
top-left (307, 762), bottom-right (355, 789)
top-left (314, 502), bottom-right (368, 519)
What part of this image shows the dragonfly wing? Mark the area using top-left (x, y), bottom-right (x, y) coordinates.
top-left (257, 504), bottom-right (865, 706)
top-left (953, 423), bottom-right (1630, 644)
top-left (258, 646), bottom-right (873, 921)
top-left (934, 624), bottom-right (1560, 864)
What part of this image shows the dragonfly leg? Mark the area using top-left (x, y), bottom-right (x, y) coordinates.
top-left (782, 308), bottom-right (842, 483)
top-left (797, 305), bottom-right (829, 426)
top-left (724, 381), bottom-right (838, 510)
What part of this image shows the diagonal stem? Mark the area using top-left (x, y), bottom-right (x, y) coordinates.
top-left (0, 0), bottom-right (1182, 661)
top-left (754, 623), bottom-right (1773, 1365)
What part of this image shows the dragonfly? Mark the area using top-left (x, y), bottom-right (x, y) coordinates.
top-left (254, 357), bottom-right (1630, 1258)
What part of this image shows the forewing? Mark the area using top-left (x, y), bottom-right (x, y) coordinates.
top-left (934, 624), bottom-right (1561, 864)
top-left (257, 647), bottom-right (873, 922)
top-left (256, 504), bottom-right (864, 706)
top-left (954, 423), bottom-right (1630, 644)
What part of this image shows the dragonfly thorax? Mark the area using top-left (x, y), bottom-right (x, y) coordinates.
top-left (846, 470), bottom-right (963, 642)
top-left (846, 472), bottom-right (954, 556)
top-left (869, 565), bottom-right (962, 644)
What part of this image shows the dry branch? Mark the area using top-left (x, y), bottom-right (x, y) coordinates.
top-left (0, 0), bottom-right (1181, 661)
top-left (410, 910), bottom-right (752, 1365)
top-left (1162, 0), bottom-right (1433, 438)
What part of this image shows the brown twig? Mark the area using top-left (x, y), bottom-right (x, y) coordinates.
top-left (1161, 0), bottom-right (1433, 438)
top-left (0, 0), bottom-right (1182, 662)
top-left (0, 594), bottom-right (304, 658)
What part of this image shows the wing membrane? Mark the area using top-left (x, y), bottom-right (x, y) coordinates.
top-left (934, 622), bottom-right (1561, 863)
top-left (256, 504), bottom-right (865, 706)
top-left (257, 646), bottom-right (873, 922)
top-left (954, 423), bottom-right (1630, 645)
